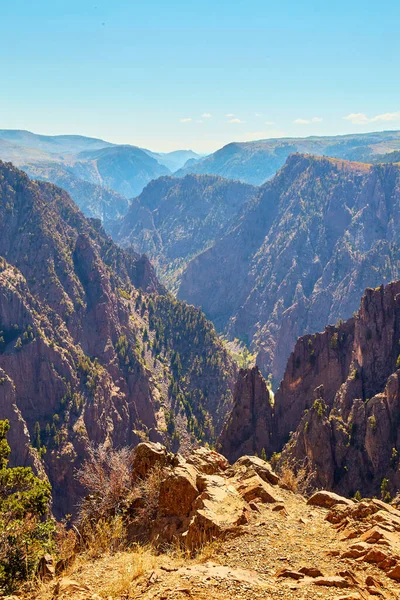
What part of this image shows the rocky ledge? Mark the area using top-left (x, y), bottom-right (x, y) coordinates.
top-left (129, 441), bottom-right (281, 550)
top-left (34, 441), bottom-right (400, 600)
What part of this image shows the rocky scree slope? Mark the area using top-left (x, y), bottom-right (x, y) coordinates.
top-left (0, 161), bottom-right (237, 517)
top-left (179, 154), bottom-right (400, 383)
top-left (220, 281), bottom-right (400, 500)
top-left (33, 442), bottom-right (400, 600)
top-left (111, 174), bottom-right (257, 289)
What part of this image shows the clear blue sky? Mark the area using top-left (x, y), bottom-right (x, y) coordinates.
top-left (1, 0), bottom-right (400, 152)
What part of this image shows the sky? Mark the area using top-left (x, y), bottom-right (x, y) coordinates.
top-left (1, 0), bottom-right (400, 153)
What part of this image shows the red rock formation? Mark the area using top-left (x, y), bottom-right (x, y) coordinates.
top-left (279, 282), bottom-right (400, 497)
top-left (218, 366), bottom-right (273, 462)
top-left (220, 282), bottom-right (400, 498)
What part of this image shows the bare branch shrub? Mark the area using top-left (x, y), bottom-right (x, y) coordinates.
top-left (75, 444), bottom-right (168, 552)
top-left (75, 443), bottom-right (131, 526)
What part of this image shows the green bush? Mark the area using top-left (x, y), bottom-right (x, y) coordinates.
top-left (0, 420), bottom-right (53, 593)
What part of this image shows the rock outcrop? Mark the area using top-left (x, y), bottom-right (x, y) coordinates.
top-left (59, 441), bottom-right (400, 600)
top-left (220, 281), bottom-right (400, 499)
top-left (278, 281), bottom-right (400, 498)
top-left (218, 366), bottom-right (273, 462)
top-left (129, 442), bottom-right (281, 550)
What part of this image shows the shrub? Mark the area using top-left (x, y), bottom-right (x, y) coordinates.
top-left (270, 452), bottom-right (281, 471)
top-left (75, 443), bottom-right (131, 526)
top-left (329, 332), bottom-right (339, 349)
top-left (380, 478), bottom-right (391, 503)
top-left (130, 464), bottom-right (165, 534)
top-left (76, 443), bottom-right (166, 550)
top-left (0, 420), bottom-right (53, 593)
top-left (313, 399), bottom-right (325, 417)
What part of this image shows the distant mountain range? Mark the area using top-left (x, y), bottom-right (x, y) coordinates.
top-left (3, 129), bottom-right (400, 225)
top-left (2, 128), bottom-right (400, 224)
top-left (176, 130), bottom-right (400, 184)
top-left (0, 130), bottom-right (203, 220)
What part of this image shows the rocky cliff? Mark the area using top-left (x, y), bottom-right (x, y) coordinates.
top-left (0, 161), bottom-right (237, 517)
top-left (218, 367), bottom-right (273, 462)
top-left (220, 281), bottom-right (400, 499)
top-left (278, 281), bottom-right (400, 499)
top-left (32, 442), bottom-right (400, 600)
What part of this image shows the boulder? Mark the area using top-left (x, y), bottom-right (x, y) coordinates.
top-left (184, 474), bottom-right (248, 549)
top-left (276, 568), bottom-right (304, 580)
top-left (131, 442), bottom-right (169, 479)
top-left (363, 548), bottom-right (389, 564)
top-left (299, 566), bottom-right (324, 577)
top-left (359, 526), bottom-right (386, 544)
top-left (387, 563), bottom-right (400, 581)
top-left (186, 447), bottom-right (229, 474)
top-left (307, 491), bottom-right (354, 509)
top-left (231, 455), bottom-right (279, 485)
top-left (158, 464), bottom-right (199, 517)
top-left (233, 472), bottom-right (282, 504)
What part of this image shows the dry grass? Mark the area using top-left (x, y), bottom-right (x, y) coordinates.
top-left (79, 515), bottom-right (127, 558)
top-left (27, 546), bottom-right (159, 600)
top-left (97, 546), bottom-right (157, 598)
top-left (194, 538), bottom-right (223, 563)
top-left (279, 466), bottom-right (299, 492)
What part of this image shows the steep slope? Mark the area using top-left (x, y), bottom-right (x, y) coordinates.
top-left (176, 130), bottom-right (400, 185)
top-left (21, 162), bottom-right (130, 221)
top-left (276, 281), bottom-right (400, 499)
top-left (0, 161), bottom-right (237, 516)
top-left (219, 366), bottom-right (274, 462)
top-left (179, 154), bottom-right (400, 382)
top-left (219, 281), bottom-right (400, 499)
top-left (113, 174), bottom-right (257, 289)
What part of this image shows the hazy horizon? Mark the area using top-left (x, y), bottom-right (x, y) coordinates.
top-left (2, 126), bottom-right (400, 156)
top-left (2, 0), bottom-right (400, 152)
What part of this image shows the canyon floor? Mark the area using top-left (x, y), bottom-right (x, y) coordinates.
top-left (26, 486), bottom-right (400, 600)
